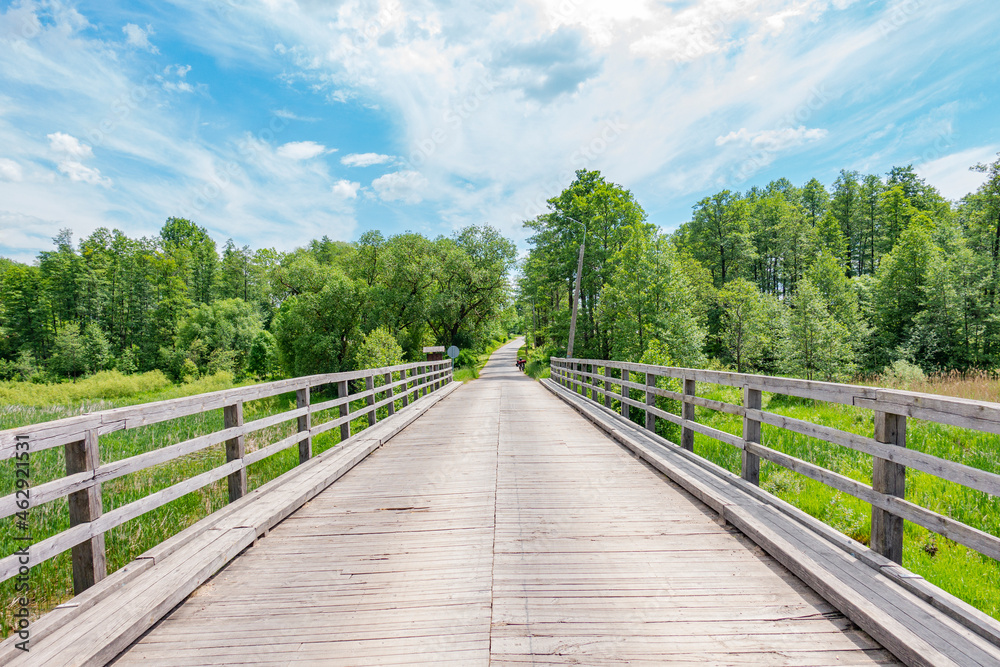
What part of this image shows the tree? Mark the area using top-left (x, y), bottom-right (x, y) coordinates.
top-left (247, 330), bottom-right (279, 380)
top-left (522, 169), bottom-right (649, 358)
top-left (717, 278), bottom-right (773, 373)
top-left (160, 217), bottom-right (218, 305)
top-left (683, 190), bottom-right (754, 288)
top-left (176, 298), bottom-right (263, 377)
top-left (781, 278), bottom-right (854, 380)
top-left (426, 225), bottom-right (517, 348)
top-left (968, 153), bottom-right (1000, 302)
top-left (801, 178), bottom-right (829, 225)
top-left (829, 170), bottom-right (861, 276)
top-left (596, 226), bottom-right (705, 366)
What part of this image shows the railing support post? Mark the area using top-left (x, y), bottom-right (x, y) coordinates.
top-left (645, 372), bottom-right (656, 432)
top-left (681, 377), bottom-right (696, 452)
top-left (588, 363), bottom-right (595, 400)
top-left (742, 386), bottom-right (761, 485)
top-left (384, 372), bottom-right (395, 416)
top-left (620, 368), bottom-right (629, 420)
top-left (65, 429), bottom-right (106, 595)
top-left (296, 387), bottom-right (311, 464)
top-left (604, 364), bottom-right (613, 409)
top-left (872, 411), bottom-right (907, 564)
top-left (401, 368), bottom-right (410, 407)
top-left (224, 401), bottom-right (247, 502)
top-left (337, 380), bottom-right (351, 441)
top-left (365, 375), bottom-right (377, 426)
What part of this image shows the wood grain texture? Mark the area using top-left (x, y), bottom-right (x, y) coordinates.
top-left (113, 340), bottom-right (894, 666)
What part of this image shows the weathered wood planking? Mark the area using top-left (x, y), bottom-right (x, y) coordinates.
top-left (0, 360), bottom-right (453, 592)
top-left (550, 357), bottom-right (1000, 565)
top-left (544, 376), bottom-right (1000, 665)
top-left (0, 380), bottom-right (462, 667)
top-left (112, 340), bottom-right (895, 666)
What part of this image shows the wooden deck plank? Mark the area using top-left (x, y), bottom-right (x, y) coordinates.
top-left (112, 339), bottom-right (896, 665)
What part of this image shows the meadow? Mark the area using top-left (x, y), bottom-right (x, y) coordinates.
top-left (616, 368), bottom-right (1000, 621)
top-left (0, 369), bottom-right (419, 638)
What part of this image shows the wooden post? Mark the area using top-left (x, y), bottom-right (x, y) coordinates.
top-left (742, 386), bottom-right (761, 485)
top-left (422, 364), bottom-right (429, 396)
top-left (384, 372), bottom-right (395, 416)
top-left (604, 364), bottom-right (613, 409)
top-left (365, 374), bottom-right (377, 427)
top-left (588, 363), bottom-right (595, 400)
top-left (620, 368), bottom-right (629, 420)
top-left (296, 387), bottom-right (311, 464)
top-left (401, 368), bottom-right (410, 407)
top-left (337, 379), bottom-right (351, 441)
top-left (645, 371), bottom-right (656, 432)
top-left (681, 378), bottom-right (696, 452)
top-left (65, 429), bottom-right (106, 594)
top-left (224, 402), bottom-right (246, 503)
top-left (872, 411), bottom-right (907, 564)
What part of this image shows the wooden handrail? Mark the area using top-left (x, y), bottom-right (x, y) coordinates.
top-left (550, 357), bottom-right (1000, 565)
top-left (0, 361), bottom-right (453, 591)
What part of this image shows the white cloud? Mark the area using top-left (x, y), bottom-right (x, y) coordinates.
top-left (48, 132), bottom-right (93, 159)
top-left (715, 126), bottom-right (829, 152)
top-left (372, 170), bottom-right (429, 204)
top-left (47, 132), bottom-right (111, 186)
top-left (273, 109), bottom-right (319, 121)
top-left (332, 179), bottom-right (360, 199)
top-left (57, 160), bottom-right (111, 186)
top-left (276, 141), bottom-right (330, 160)
top-left (341, 152), bottom-right (394, 167)
top-left (0, 158), bottom-right (23, 181)
top-left (123, 23), bottom-right (158, 53)
top-left (916, 145), bottom-right (999, 201)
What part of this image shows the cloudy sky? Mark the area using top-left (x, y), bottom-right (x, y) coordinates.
top-left (1, 0), bottom-right (998, 262)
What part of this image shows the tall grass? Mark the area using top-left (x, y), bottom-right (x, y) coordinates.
top-left (595, 371), bottom-right (1000, 620)
top-left (0, 370), bottom-right (423, 638)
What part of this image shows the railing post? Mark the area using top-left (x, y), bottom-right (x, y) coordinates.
top-left (604, 364), bottom-right (613, 408)
top-left (681, 377), bottom-right (696, 452)
top-left (620, 368), bottom-right (629, 419)
top-left (365, 374), bottom-right (377, 426)
top-left (587, 363), bottom-right (594, 400)
top-left (742, 386), bottom-right (761, 485)
top-left (872, 411), bottom-right (907, 564)
top-left (296, 387), bottom-right (311, 464)
top-left (384, 372), bottom-right (395, 415)
top-left (422, 364), bottom-right (429, 396)
top-left (337, 379), bottom-right (351, 441)
top-left (401, 367), bottom-right (411, 406)
top-left (224, 401), bottom-right (247, 502)
top-left (65, 429), bottom-right (106, 594)
top-left (645, 371), bottom-right (656, 432)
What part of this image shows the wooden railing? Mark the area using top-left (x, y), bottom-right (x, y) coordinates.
top-left (550, 357), bottom-right (1000, 566)
top-left (0, 360), bottom-right (452, 594)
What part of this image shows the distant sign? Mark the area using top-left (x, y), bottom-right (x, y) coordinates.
top-left (447, 346), bottom-right (459, 359)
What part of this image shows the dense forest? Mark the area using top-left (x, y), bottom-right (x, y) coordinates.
top-left (5, 152), bottom-right (1000, 386)
top-left (519, 155), bottom-right (1000, 380)
top-left (0, 220), bottom-right (518, 383)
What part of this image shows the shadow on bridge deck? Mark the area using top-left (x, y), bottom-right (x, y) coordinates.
top-left (112, 338), bottom-right (897, 666)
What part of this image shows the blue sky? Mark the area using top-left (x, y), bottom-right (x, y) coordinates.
top-left (1, 0), bottom-right (998, 262)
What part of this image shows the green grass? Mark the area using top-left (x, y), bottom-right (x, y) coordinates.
top-left (453, 336), bottom-right (514, 382)
top-left (0, 370), bottom-right (423, 638)
top-left (582, 375), bottom-right (1000, 620)
top-left (519, 342), bottom-right (552, 379)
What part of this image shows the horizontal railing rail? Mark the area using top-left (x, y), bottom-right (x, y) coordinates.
top-left (0, 360), bottom-right (453, 594)
top-left (550, 357), bottom-right (1000, 566)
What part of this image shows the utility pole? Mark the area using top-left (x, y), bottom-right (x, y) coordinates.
top-left (565, 216), bottom-right (586, 358)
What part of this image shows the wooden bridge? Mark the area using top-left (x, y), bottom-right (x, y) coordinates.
top-left (2, 339), bottom-right (1000, 665)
